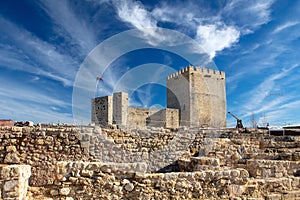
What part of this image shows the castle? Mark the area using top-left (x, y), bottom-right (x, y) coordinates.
top-left (91, 66), bottom-right (226, 129)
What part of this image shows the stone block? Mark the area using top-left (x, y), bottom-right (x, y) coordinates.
top-left (0, 165), bottom-right (31, 200)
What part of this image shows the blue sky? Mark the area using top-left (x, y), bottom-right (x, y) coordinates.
top-left (0, 0), bottom-right (300, 127)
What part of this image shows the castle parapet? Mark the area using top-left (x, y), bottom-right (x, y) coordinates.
top-left (167, 66), bottom-right (225, 80)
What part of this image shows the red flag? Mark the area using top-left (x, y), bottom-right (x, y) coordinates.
top-left (96, 76), bottom-right (103, 81)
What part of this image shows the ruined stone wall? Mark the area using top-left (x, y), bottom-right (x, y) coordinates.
top-left (126, 107), bottom-right (178, 129)
top-left (24, 159), bottom-right (300, 199)
top-left (27, 161), bottom-right (251, 200)
top-left (91, 96), bottom-right (113, 126)
top-left (1, 126), bottom-right (300, 199)
top-left (82, 126), bottom-right (194, 172)
top-left (0, 124), bottom-right (192, 182)
top-left (165, 108), bottom-right (179, 129)
top-left (0, 126), bottom-right (89, 186)
top-left (246, 159), bottom-right (300, 178)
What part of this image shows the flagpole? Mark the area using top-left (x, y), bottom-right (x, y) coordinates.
top-left (96, 79), bottom-right (99, 97)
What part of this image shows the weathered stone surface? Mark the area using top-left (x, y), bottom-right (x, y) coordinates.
top-left (4, 152), bottom-right (20, 164)
top-left (60, 187), bottom-right (71, 195)
top-left (3, 180), bottom-right (18, 191)
top-left (0, 165), bottom-right (31, 199)
top-left (1, 125), bottom-right (300, 199)
top-left (0, 126), bottom-right (89, 186)
top-left (124, 182), bottom-right (134, 191)
top-left (50, 189), bottom-right (59, 196)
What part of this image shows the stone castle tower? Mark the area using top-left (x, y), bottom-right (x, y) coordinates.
top-left (167, 66), bottom-right (226, 128)
top-left (92, 66), bottom-right (226, 128)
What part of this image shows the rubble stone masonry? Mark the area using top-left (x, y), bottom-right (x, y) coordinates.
top-left (0, 125), bottom-right (300, 199)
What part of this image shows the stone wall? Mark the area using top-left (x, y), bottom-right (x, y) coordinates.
top-left (81, 126), bottom-right (194, 172)
top-left (165, 108), bottom-right (179, 129)
top-left (246, 159), bottom-right (300, 178)
top-left (25, 158), bottom-right (300, 199)
top-left (127, 107), bottom-right (179, 129)
top-left (1, 126), bottom-right (300, 199)
top-left (0, 126), bottom-right (89, 186)
top-left (127, 107), bottom-right (156, 129)
top-left (93, 93), bottom-right (179, 129)
top-left (91, 96), bottom-right (113, 126)
top-left (29, 161), bottom-right (250, 200)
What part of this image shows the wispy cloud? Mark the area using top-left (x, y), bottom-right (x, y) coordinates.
top-left (0, 17), bottom-right (77, 86)
top-left (273, 21), bottom-right (299, 34)
top-left (0, 76), bottom-right (70, 108)
top-left (0, 76), bottom-right (72, 123)
top-left (37, 0), bottom-right (98, 56)
top-left (227, 63), bottom-right (300, 127)
top-left (222, 0), bottom-right (274, 33)
top-left (0, 97), bottom-right (73, 123)
top-left (243, 65), bottom-right (299, 111)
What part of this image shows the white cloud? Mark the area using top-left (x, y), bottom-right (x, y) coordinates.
top-left (113, 0), bottom-right (157, 31)
top-left (273, 21), bottom-right (299, 34)
top-left (196, 24), bottom-right (240, 58)
top-left (113, 0), bottom-right (241, 58)
top-left (151, 2), bottom-right (241, 58)
top-left (150, 0), bottom-right (275, 58)
top-left (151, 1), bottom-right (205, 26)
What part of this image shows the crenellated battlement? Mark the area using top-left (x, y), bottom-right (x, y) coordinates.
top-left (167, 65), bottom-right (225, 80)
